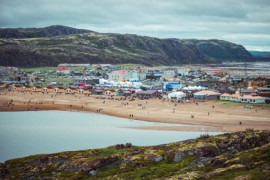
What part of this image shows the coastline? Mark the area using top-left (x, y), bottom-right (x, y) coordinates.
top-left (1, 91), bottom-right (270, 132)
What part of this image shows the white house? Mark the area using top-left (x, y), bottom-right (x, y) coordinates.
top-left (168, 91), bottom-right (186, 99)
top-left (108, 70), bottom-right (131, 82)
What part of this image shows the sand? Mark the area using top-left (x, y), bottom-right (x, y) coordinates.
top-left (1, 91), bottom-right (270, 132)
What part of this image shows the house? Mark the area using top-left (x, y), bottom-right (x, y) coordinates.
top-left (220, 93), bottom-right (231, 101)
top-left (77, 88), bottom-right (84, 94)
top-left (42, 87), bottom-right (48, 94)
top-left (194, 90), bottom-right (221, 100)
top-left (118, 89), bottom-right (132, 97)
top-left (257, 88), bottom-right (270, 97)
top-left (32, 86), bottom-right (42, 92)
top-left (240, 89), bottom-right (257, 96)
top-left (42, 87), bottom-right (53, 94)
top-left (220, 93), bottom-right (242, 102)
top-left (20, 86), bottom-right (27, 92)
top-left (57, 66), bottom-right (70, 75)
top-left (136, 90), bottom-right (160, 99)
top-left (104, 90), bottom-right (116, 96)
top-left (240, 95), bottom-right (265, 104)
top-left (168, 91), bottom-right (186, 99)
top-left (65, 88), bottom-right (76, 95)
top-left (54, 87), bottom-right (65, 94)
top-left (248, 78), bottom-right (267, 89)
top-left (10, 85), bottom-right (17, 91)
top-left (25, 86), bottom-right (32, 92)
top-left (108, 70), bottom-right (131, 82)
top-left (164, 81), bottom-right (183, 91)
top-left (205, 68), bottom-right (221, 75)
top-left (91, 89), bottom-right (104, 95)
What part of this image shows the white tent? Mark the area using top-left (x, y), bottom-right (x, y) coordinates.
top-left (168, 91), bottom-right (186, 99)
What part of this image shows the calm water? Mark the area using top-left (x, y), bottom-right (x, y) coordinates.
top-left (0, 111), bottom-right (220, 162)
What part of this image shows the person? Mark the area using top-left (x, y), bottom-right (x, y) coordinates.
top-left (208, 112), bottom-right (209, 116)
top-left (239, 121), bottom-right (242, 125)
top-left (212, 105), bottom-right (215, 109)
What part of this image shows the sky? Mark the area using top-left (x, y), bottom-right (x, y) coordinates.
top-left (0, 0), bottom-right (270, 51)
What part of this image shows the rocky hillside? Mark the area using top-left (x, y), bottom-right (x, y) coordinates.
top-left (1, 129), bottom-right (270, 179)
top-left (0, 25), bottom-right (93, 39)
top-left (0, 26), bottom-right (252, 67)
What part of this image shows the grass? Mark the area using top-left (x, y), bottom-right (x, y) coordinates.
top-left (95, 155), bottom-right (198, 179)
top-left (20, 67), bottom-right (56, 73)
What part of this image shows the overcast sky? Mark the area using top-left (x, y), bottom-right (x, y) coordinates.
top-left (1, 0), bottom-right (270, 51)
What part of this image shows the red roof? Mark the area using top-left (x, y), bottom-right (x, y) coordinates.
top-left (116, 70), bottom-right (128, 75)
top-left (57, 66), bottom-right (70, 70)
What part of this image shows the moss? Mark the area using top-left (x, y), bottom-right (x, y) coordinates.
top-left (97, 155), bottom-right (198, 180)
top-left (212, 167), bottom-right (269, 180)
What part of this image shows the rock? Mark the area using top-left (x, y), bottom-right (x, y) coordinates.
top-left (125, 143), bottom-right (132, 148)
top-left (88, 170), bottom-right (97, 177)
top-left (145, 154), bottom-right (163, 162)
top-left (234, 175), bottom-right (251, 180)
top-left (115, 144), bottom-right (125, 149)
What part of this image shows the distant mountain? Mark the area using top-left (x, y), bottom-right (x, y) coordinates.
top-left (249, 51), bottom-right (270, 59)
top-left (0, 25), bottom-right (253, 67)
top-left (0, 25), bottom-right (93, 38)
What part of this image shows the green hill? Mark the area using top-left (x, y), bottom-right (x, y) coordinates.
top-left (0, 26), bottom-right (252, 67)
top-left (1, 130), bottom-right (270, 179)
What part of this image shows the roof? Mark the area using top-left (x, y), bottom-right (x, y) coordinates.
top-left (241, 89), bottom-right (257, 93)
top-left (136, 90), bottom-right (158, 95)
top-left (221, 93), bottom-right (231, 97)
top-left (57, 66), bottom-right (70, 70)
top-left (257, 88), bottom-right (270, 91)
top-left (116, 70), bottom-right (128, 75)
top-left (194, 90), bottom-right (221, 96)
top-left (231, 94), bottom-right (242, 98)
top-left (205, 68), bottom-right (221, 71)
top-left (241, 95), bottom-right (264, 100)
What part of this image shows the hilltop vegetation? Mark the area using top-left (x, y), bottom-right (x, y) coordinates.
top-left (1, 130), bottom-right (270, 179)
top-left (0, 25), bottom-right (252, 67)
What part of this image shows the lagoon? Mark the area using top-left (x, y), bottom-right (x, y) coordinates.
top-left (0, 111), bottom-right (220, 162)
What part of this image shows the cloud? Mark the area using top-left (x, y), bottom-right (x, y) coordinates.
top-left (0, 0), bottom-right (270, 50)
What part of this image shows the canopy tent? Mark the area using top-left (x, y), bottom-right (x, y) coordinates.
top-left (168, 91), bottom-right (186, 99)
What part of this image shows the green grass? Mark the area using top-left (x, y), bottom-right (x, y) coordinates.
top-left (20, 66), bottom-right (56, 72)
top-left (115, 64), bottom-right (144, 70)
top-left (95, 155), bottom-right (198, 179)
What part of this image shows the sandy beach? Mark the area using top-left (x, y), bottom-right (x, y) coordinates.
top-left (1, 91), bottom-right (270, 132)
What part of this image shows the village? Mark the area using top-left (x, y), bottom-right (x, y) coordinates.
top-left (0, 63), bottom-right (270, 105)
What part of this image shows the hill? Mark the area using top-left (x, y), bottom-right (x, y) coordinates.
top-left (0, 25), bottom-right (93, 39)
top-left (249, 51), bottom-right (270, 60)
top-left (1, 130), bottom-right (270, 179)
top-left (0, 26), bottom-right (252, 67)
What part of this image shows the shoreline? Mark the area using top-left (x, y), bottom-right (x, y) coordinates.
top-left (1, 91), bottom-right (270, 132)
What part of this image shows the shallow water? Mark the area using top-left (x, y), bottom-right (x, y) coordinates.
top-left (0, 111), bottom-right (220, 162)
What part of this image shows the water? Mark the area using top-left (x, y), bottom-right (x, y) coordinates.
top-left (0, 111), bottom-right (220, 162)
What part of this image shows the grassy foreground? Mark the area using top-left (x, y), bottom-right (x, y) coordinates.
top-left (1, 129), bottom-right (270, 179)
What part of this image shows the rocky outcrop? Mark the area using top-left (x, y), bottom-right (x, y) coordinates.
top-left (1, 130), bottom-right (270, 179)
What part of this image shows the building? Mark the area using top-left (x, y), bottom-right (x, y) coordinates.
top-left (240, 95), bottom-right (265, 104)
top-left (136, 90), bottom-right (160, 99)
top-left (164, 81), bottom-right (183, 91)
top-left (194, 90), bottom-right (221, 100)
top-left (168, 91), bottom-right (186, 99)
top-left (57, 66), bottom-right (70, 75)
top-left (108, 70), bottom-right (131, 82)
top-left (257, 88), bottom-right (270, 97)
top-left (240, 89), bottom-right (257, 96)
top-left (58, 63), bottom-right (91, 67)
